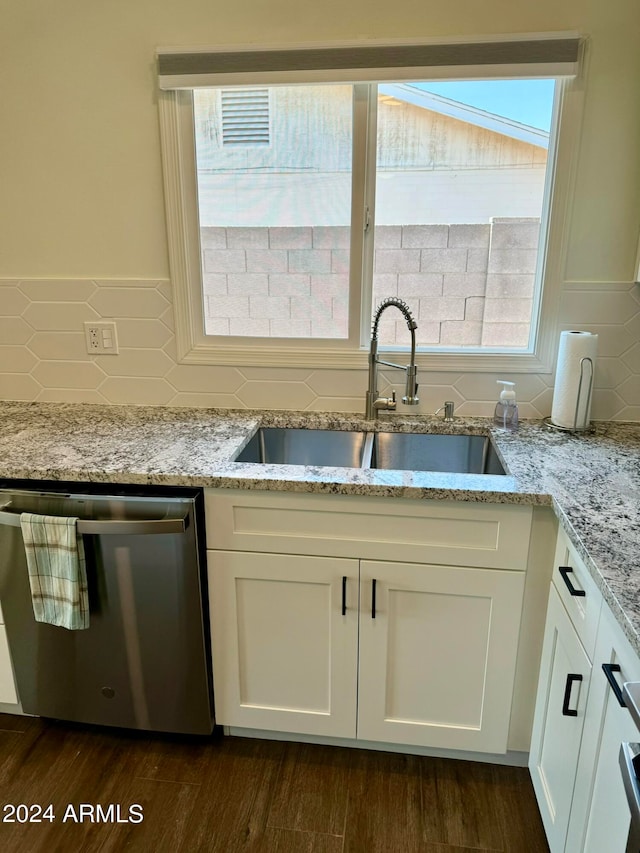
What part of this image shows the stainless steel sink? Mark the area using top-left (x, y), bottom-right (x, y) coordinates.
top-left (234, 428), bottom-right (367, 468)
top-left (233, 427), bottom-right (506, 475)
top-left (367, 432), bottom-right (506, 475)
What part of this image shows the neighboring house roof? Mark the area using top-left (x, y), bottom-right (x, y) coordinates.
top-left (380, 83), bottom-right (550, 150)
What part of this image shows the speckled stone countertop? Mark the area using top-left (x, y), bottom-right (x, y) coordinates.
top-left (0, 401), bottom-right (638, 655)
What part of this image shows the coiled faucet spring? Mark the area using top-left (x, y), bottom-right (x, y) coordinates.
top-left (365, 298), bottom-right (420, 419)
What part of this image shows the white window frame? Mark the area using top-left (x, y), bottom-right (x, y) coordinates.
top-left (157, 38), bottom-right (585, 373)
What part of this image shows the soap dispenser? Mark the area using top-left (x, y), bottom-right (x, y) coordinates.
top-left (494, 380), bottom-right (519, 430)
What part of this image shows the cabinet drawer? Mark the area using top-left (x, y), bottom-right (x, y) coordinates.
top-left (552, 527), bottom-right (602, 659)
top-left (205, 490), bottom-right (532, 569)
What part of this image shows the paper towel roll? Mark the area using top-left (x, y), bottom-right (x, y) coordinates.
top-left (551, 331), bottom-right (598, 430)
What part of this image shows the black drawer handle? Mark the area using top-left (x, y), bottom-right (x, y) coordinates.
top-left (562, 673), bottom-right (583, 716)
top-left (341, 576), bottom-right (347, 616)
top-left (559, 566), bottom-right (586, 597)
top-left (602, 663), bottom-right (627, 708)
top-left (371, 579), bottom-right (377, 619)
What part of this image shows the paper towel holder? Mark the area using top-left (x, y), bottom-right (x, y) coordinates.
top-left (544, 356), bottom-right (595, 434)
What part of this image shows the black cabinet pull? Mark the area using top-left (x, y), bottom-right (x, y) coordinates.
top-left (602, 663), bottom-right (627, 708)
top-left (341, 576), bottom-right (347, 616)
top-left (371, 579), bottom-right (377, 619)
top-left (562, 673), bottom-right (583, 716)
top-left (559, 566), bottom-right (586, 597)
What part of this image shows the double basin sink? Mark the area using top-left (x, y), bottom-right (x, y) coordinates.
top-left (234, 428), bottom-right (506, 476)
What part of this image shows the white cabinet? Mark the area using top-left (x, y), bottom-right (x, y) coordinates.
top-left (209, 550), bottom-right (524, 752)
top-left (0, 602), bottom-right (18, 705)
top-left (531, 524), bottom-right (640, 853)
top-left (206, 490), bottom-right (532, 754)
top-left (205, 490), bottom-right (532, 570)
top-left (209, 550), bottom-right (358, 738)
top-left (0, 628), bottom-right (18, 705)
top-left (529, 585), bottom-right (593, 851)
top-left (529, 525), bottom-right (604, 849)
top-left (357, 560), bottom-right (524, 753)
top-left (565, 604), bottom-right (640, 853)
top-left (551, 527), bottom-right (602, 659)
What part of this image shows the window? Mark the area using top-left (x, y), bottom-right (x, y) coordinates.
top-left (372, 80), bottom-right (554, 351)
top-left (195, 83), bottom-right (353, 339)
top-left (158, 38), bottom-right (582, 370)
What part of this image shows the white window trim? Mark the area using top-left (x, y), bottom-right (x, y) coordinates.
top-left (158, 54), bottom-right (585, 374)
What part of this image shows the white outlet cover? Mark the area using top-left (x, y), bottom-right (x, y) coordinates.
top-left (84, 321), bottom-right (119, 355)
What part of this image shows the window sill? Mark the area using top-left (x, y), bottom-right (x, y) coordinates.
top-left (179, 339), bottom-right (553, 373)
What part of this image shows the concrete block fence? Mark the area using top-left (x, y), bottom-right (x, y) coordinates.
top-left (201, 218), bottom-right (540, 346)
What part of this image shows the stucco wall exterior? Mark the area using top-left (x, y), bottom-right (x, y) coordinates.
top-left (194, 86), bottom-right (548, 227)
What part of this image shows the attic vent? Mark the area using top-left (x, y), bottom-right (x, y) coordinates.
top-left (221, 88), bottom-right (270, 146)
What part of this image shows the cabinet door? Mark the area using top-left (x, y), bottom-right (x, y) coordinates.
top-left (357, 560), bottom-right (525, 752)
top-left (565, 605), bottom-right (640, 853)
top-left (208, 550), bottom-right (358, 737)
top-left (529, 586), bottom-right (592, 853)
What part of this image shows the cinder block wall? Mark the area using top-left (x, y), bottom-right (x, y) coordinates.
top-left (201, 218), bottom-right (540, 346)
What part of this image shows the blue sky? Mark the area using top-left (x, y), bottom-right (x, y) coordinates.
top-left (416, 80), bottom-right (556, 132)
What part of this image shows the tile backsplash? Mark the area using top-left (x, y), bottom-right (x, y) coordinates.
top-left (1, 278), bottom-right (639, 421)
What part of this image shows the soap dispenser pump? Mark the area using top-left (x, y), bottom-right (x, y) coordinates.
top-left (494, 380), bottom-right (519, 430)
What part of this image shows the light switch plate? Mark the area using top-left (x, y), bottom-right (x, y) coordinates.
top-left (84, 321), bottom-right (119, 354)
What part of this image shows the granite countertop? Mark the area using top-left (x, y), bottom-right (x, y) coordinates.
top-left (0, 400), bottom-right (638, 655)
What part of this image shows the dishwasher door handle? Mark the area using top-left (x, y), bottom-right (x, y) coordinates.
top-left (0, 508), bottom-right (188, 536)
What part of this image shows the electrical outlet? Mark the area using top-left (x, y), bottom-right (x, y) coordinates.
top-left (84, 321), bottom-right (119, 355)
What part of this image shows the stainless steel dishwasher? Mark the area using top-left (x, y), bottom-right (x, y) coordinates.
top-left (622, 683), bottom-right (640, 852)
top-left (0, 481), bottom-right (214, 736)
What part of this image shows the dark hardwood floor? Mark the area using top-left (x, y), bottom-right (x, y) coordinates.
top-left (0, 713), bottom-right (548, 852)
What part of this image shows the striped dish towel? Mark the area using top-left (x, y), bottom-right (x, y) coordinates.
top-left (20, 513), bottom-right (89, 630)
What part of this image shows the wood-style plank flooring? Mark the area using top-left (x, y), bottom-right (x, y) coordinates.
top-left (0, 714), bottom-right (548, 852)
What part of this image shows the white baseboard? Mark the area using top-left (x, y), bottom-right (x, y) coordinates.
top-left (225, 726), bottom-right (530, 767)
